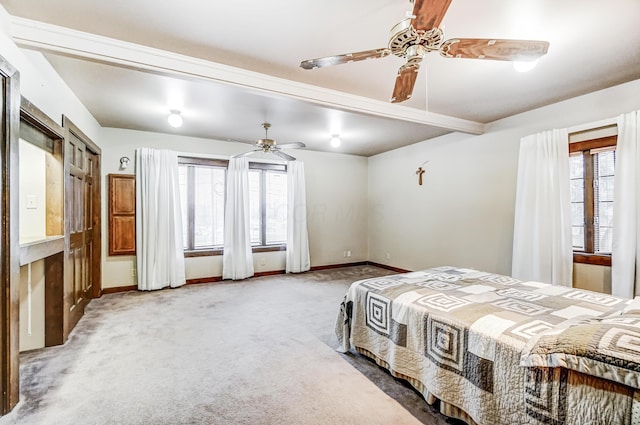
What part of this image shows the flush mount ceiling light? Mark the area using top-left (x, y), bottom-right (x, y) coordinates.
top-left (167, 110), bottom-right (183, 128)
top-left (330, 135), bottom-right (341, 148)
top-left (513, 59), bottom-right (539, 72)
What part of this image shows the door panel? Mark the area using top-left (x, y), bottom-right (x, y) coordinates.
top-left (64, 123), bottom-right (100, 334)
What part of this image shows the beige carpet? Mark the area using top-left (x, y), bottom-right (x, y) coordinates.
top-left (0, 266), bottom-right (462, 425)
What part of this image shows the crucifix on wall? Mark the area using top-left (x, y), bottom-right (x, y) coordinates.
top-left (416, 160), bottom-right (428, 185)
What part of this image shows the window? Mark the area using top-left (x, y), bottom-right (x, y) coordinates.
top-left (569, 135), bottom-right (616, 265)
top-left (178, 157), bottom-right (227, 254)
top-left (178, 157), bottom-right (287, 256)
top-left (249, 163), bottom-right (288, 248)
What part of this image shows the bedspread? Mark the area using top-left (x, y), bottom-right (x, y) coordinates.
top-left (336, 266), bottom-right (640, 425)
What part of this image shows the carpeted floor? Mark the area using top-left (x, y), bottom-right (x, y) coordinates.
top-left (0, 265), bottom-right (464, 425)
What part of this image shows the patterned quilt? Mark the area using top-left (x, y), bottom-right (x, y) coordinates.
top-left (335, 267), bottom-right (640, 425)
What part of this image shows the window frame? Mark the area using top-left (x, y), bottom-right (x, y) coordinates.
top-left (178, 157), bottom-right (287, 257)
top-left (569, 135), bottom-right (617, 266)
top-left (179, 156), bottom-right (228, 257)
top-left (248, 161), bottom-right (287, 252)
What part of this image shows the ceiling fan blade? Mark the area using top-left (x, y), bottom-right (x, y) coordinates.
top-left (232, 149), bottom-right (260, 159)
top-left (411, 0), bottom-right (453, 31)
top-left (390, 62), bottom-right (420, 103)
top-left (273, 150), bottom-right (296, 161)
top-left (440, 38), bottom-right (550, 61)
top-left (300, 48), bottom-right (391, 69)
top-left (276, 142), bottom-right (306, 150)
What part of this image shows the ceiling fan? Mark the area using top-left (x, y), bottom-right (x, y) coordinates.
top-left (233, 123), bottom-right (306, 161)
top-left (300, 0), bottom-right (550, 103)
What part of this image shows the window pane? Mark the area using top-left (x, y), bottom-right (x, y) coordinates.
top-left (266, 171), bottom-right (287, 244)
top-left (248, 170), bottom-right (261, 245)
top-left (571, 202), bottom-right (584, 227)
top-left (572, 226), bottom-right (585, 250)
top-left (193, 166), bottom-right (225, 248)
top-left (594, 150), bottom-right (615, 254)
top-left (570, 179), bottom-right (583, 203)
top-left (569, 154), bottom-right (583, 179)
top-left (178, 165), bottom-right (188, 249)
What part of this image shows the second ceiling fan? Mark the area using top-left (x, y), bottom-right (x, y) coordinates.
top-left (300, 0), bottom-right (550, 103)
top-left (233, 123), bottom-right (305, 161)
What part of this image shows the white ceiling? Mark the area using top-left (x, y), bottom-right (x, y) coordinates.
top-left (1, 0), bottom-right (639, 156)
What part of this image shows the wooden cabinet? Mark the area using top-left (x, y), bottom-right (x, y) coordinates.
top-left (108, 174), bottom-right (136, 255)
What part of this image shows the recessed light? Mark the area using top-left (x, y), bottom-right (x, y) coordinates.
top-left (168, 110), bottom-right (183, 128)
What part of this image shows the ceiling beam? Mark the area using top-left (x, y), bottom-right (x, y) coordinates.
top-left (10, 17), bottom-right (484, 135)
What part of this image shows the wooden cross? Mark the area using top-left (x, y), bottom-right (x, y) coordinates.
top-left (416, 166), bottom-right (425, 186)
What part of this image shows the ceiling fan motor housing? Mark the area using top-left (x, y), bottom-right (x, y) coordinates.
top-left (389, 18), bottom-right (444, 59)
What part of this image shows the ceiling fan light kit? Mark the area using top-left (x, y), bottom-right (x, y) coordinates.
top-left (234, 123), bottom-right (306, 161)
top-left (300, 0), bottom-right (550, 104)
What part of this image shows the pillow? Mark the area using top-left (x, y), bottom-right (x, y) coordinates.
top-left (521, 315), bottom-right (640, 388)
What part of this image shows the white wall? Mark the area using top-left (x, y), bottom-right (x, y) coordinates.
top-left (18, 139), bottom-right (46, 243)
top-left (368, 79), bottom-right (640, 280)
top-left (99, 128), bottom-right (369, 289)
top-left (0, 8), bottom-right (101, 141)
top-left (19, 260), bottom-right (45, 351)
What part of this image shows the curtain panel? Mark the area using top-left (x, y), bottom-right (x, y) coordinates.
top-left (222, 157), bottom-right (254, 280)
top-left (512, 129), bottom-right (573, 286)
top-left (612, 110), bottom-right (640, 298)
top-left (135, 148), bottom-right (186, 291)
top-left (286, 161), bottom-right (310, 273)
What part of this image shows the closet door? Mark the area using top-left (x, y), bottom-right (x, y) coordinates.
top-left (63, 118), bottom-right (101, 336)
top-left (66, 131), bottom-right (88, 329)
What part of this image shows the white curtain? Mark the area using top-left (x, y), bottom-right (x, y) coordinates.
top-left (135, 148), bottom-right (186, 291)
top-left (612, 111), bottom-right (640, 298)
top-left (286, 161), bottom-right (310, 273)
top-left (512, 129), bottom-right (573, 285)
top-left (222, 157), bottom-right (254, 280)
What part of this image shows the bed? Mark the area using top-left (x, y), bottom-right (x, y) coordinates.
top-left (336, 266), bottom-right (640, 425)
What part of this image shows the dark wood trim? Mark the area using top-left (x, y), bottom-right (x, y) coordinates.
top-left (249, 162), bottom-right (286, 172)
top-left (108, 174), bottom-right (136, 256)
top-left (186, 276), bottom-right (223, 285)
top-left (569, 135), bottom-right (617, 153)
top-left (178, 156), bottom-right (227, 167)
top-left (184, 245), bottom-right (285, 258)
top-left (366, 262), bottom-right (412, 273)
top-left (62, 115), bottom-right (101, 154)
top-left (310, 262), bottom-right (367, 271)
top-left (101, 285), bottom-right (138, 295)
top-left (573, 253), bottom-right (612, 267)
top-left (44, 252), bottom-right (64, 347)
top-left (0, 54), bottom-right (20, 414)
top-left (184, 248), bottom-right (222, 258)
top-left (252, 244), bottom-right (286, 253)
top-left (20, 97), bottom-right (64, 140)
top-left (583, 150), bottom-right (595, 253)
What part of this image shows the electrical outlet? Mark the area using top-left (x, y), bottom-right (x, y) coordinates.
top-left (347, 250), bottom-right (352, 257)
top-left (386, 252), bottom-right (391, 260)
top-left (131, 267), bottom-right (137, 277)
top-left (343, 251), bottom-right (347, 258)
top-left (260, 257), bottom-right (266, 266)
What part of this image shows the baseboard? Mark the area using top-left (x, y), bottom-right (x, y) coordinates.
top-left (310, 261), bottom-right (368, 271)
top-left (101, 285), bottom-right (137, 295)
top-left (101, 261), bottom-right (408, 295)
top-left (366, 262), bottom-right (411, 273)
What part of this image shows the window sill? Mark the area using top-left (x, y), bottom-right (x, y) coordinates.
top-left (184, 244), bottom-right (286, 258)
top-left (573, 252), bottom-right (611, 267)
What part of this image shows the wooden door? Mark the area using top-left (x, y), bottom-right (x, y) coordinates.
top-left (0, 53), bottom-right (20, 415)
top-left (63, 118), bottom-right (101, 336)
